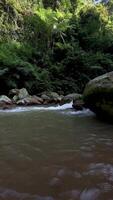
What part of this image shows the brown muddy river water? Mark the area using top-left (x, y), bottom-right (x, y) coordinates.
top-left (0, 104), bottom-right (113, 200)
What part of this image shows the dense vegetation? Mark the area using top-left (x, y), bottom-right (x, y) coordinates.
top-left (0, 0), bottom-right (113, 95)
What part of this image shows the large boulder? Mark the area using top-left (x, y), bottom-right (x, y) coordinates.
top-left (83, 71), bottom-right (113, 120)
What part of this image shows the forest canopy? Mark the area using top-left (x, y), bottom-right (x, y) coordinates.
top-left (0, 0), bottom-right (113, 95)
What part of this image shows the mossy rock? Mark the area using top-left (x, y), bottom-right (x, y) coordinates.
top-left (83, 71), bottom-right (113, 121)
top-left (61, 93), bottom-right (83, 105)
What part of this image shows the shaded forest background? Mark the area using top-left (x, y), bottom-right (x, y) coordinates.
top-left (0, 0), bottom-right (113, 95)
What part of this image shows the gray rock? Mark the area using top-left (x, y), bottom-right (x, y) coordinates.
top-left (73, 99), bottom-right (84, 110)
top-left (83, 71), bottom-right (113, 120)
top-left (41, 94), bottom-right (51, 104)
top-left (13, 95), bottom-right (19, 102)
top-left (0, 95), bottom-right (12, 104)
top-left (18, 88), bottom-right (29, 99)
top-left (46, 92), bottom-right (59, 99)
top-left (11, 88), bottom-right (29, 102)
top-left (61, 93), bottom-right (82, 104)
top-left (16, 96), bottom-right (42, 105)
top-left (16, 99), bottom-right (25, 105)
top-left (41, 94), bottom-right (50, 100)
top-left (48, 92), bottom-right (62, 103)
top-left (41, 92), bottom-right (62, 104)
top-left (32, 95), bottom-right (43, 104)
top-left (9, 88), bottom-right (19, 96)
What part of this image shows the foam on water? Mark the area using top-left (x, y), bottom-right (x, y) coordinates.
top-left (0, 102), bottom-right (73, 113)
top-left (0, 102), bottom-right (94, 116)
top-left (62, 108), bottom-right (94, 116)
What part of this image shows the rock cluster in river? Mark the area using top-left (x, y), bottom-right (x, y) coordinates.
top-left (0, 88), bottom-right (84, 110)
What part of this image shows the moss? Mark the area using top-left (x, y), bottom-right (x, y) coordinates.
top-left (101, 104), bottom-right (113, 117)
top-left (83, 72), bottom-right (113, 122)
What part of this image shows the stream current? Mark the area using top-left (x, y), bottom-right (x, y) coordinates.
top-left (0, 103), bottom-right (112, 200)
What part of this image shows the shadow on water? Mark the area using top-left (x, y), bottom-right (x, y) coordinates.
top-left (0, 105), bottom-right (112, 199)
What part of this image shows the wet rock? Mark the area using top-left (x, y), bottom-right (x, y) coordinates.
top-left (46, 92), bottom-right (59, 99)
top-left (23, 96), bottom-right (42, 105)
top-left (16, 99), bottom-right (25, 105)
top-left (48, 92), bottom-right (62, 103)
top-left (9, 88), bottom-right (19, 96)
top-left (41, 92), bottom-right (62, 104)
top-left (16, 96), bottom-right (42, 105)
top-left (41, 94), bottom-right (50, 103)
top-left (61, 93), bottom-right (82, 105)
top-left (73, 99), bottom-right (85, 111)
top-left (49, 177), bottom-right (62, 187)
top-left (11, 88), bottom-right (44, 105)
top-left (0, 95), bottom-right (12, 105)
top-left (87, 163), bottom-right (113, 182)
top-left (59, 95), bottom-right (64, 100)
top-left (11, 88), bottom-right (29, 102)
top-left (13, 95), bottom-right (19, 102)
top-left (9, 89), bottom-right (63, 105)
top-left (18, 88), bottom-right (29, 99)
top-left (2, 105), bottom-right (14, 110)
top-left (80, 188), bottom-right (100, 200)
top-left (32, 95), bottom-right (43, 104)
top-left (0, 102), bottom-right (15, 110)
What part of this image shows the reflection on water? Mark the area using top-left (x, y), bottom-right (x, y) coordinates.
top-left (0, 106), bottom-right (112, 199)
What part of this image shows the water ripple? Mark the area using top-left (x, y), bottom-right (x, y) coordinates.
top-left (0, 187), bottom-right (55, 200)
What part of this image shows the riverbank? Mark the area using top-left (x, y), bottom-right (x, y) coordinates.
top-left (0, 88), bottom-right (84, 111)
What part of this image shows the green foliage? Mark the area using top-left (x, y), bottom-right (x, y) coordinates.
top-left (0, 0), bottom-right (113, 95)
top-left (0, 41), bottom-right (52, 94)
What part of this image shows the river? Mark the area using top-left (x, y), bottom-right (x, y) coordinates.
top-left (0, 103), bottom-right (112, 200)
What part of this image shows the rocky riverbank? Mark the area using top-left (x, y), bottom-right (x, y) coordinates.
top-left (0, 88), bottom-right (84, 111)
top-left (1, 70), bottom-right (113, 123)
